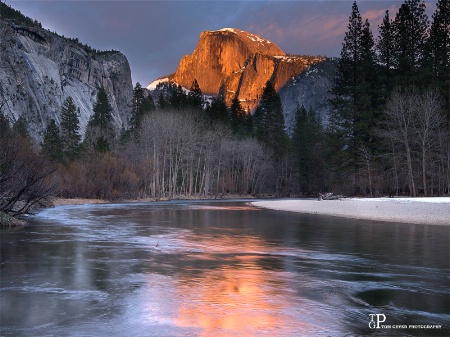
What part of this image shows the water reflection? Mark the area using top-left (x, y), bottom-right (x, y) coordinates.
top-left (172, 233), bottom-right (302, 336)
top-left (175, 268), bottom-right (293, 336)
top-left (1, 200), bottom-right (449, 336)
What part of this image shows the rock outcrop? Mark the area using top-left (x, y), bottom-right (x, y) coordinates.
top-left (159, 28), bottom-right (325, 111)
top-left (279, 59), bottom-right (337, 134)
top-left (0, 17), bottom-right (133, 141)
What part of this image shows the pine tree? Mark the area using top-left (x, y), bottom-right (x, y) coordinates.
top-left (392, 0), bottom-right (429, 87)
top-left (253, 81), bottom-right (288, 157)
top-left (292, 105), bottom-right (323, 193)
top-left (292, 105), bottom-right (310, 191)
top-left (428, 0), bottom-right (450, 118)
top-left (361, 18), bottom-right (383, 149)
top-left (130, 82), bottom-right (145, 126)
top-left (427, 0), bottom-right (450, 194)
top-left (252, 80), bottom-right (289, 194)
top-left (60, 96), bottom-right (81, 161)
top-left (85, 87), bottom-right (116, 153)
top-left (91, 87), bottom-right (113, 128)
top-left (329, 1), bottom-right (379, 194)
top-left (41, 119), bottom-right (63, 162)
top-left (377, 10), bottom-right (395, 97)
top-left (129, 82), bottom-right (155, 134)
top-left (187, 79), bottom-right (203, 110)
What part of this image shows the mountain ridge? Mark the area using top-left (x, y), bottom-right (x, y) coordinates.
top-left (0, 3), bottom-right (133, 141)
top-left (149, 28), bottom-right (326, 111)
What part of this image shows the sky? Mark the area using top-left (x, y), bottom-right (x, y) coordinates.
top-left (5, 0), bottom-right (438, 86)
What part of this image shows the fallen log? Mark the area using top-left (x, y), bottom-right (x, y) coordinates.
top-left (318, 192), bottom-right (346, 200)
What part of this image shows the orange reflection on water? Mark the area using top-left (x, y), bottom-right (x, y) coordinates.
top-left (172, 235), bottom-right (315, 336)
top-left (176, 268), bottom-right (286, 336)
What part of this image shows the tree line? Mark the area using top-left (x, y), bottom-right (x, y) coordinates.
top-left (0, 2), bottom-right (42, 29)
top-left (328, 0), bottom-right (449, 196)
top-left (36, 80), bottom-right (289, 201)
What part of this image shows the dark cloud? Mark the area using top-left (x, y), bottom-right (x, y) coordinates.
top-left (6, 0), bottom-right (437, 86)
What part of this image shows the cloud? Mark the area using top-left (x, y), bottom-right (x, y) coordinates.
top-left (246, 22), bottom-right (285, 42)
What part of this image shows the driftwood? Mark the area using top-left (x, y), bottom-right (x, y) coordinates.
top-left (318, 192), bottom-right (346, 201)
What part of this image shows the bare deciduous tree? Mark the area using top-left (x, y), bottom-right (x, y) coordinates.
top-left (383, 88), bottom-right (418, 196)
top-left (381, 88), bottom-right (447, 196)
top-left (0, 120), bottom-right (56, 216)
top-left (414, 90), bottom-right (445, 196)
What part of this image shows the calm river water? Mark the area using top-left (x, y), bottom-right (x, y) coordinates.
top-left (1, 200), bottom-right (449, 336)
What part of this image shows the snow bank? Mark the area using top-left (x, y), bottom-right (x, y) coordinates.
top-left (346, 197), bottom-right (450, 203)
top-left (252, 198), bottom-right (450, 225)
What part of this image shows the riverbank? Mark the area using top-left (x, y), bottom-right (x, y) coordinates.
top-left (51, 194), bottom-right (257, 206)
top-left (251, 197), bottom-right (450, 225)
top-left (0, 212), bottom-right (26, 228)
top-left (2, 195), bottom-right (260, 227)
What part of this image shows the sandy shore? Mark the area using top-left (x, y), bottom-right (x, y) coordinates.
top-left (51, 198), bottom-right (110, 206)
top-left (251, 197), bottom-right (450, 225)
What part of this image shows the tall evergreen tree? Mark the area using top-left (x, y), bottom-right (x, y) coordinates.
top-left (91, 87), bottom-right (113, 128)
top-left (427, 0), bottom-right (450, 118)
top-left (60, 96), bottom-right (81, 161)
top-left (230, 97), bottom-right (246, 134)
top-left (129, 82), bottom-right (155, 134)
top-left (329, 1), bottom-right (379, 194)
top-left (253, 80), bottom-right (289, 194)
top-left (377, 10), bottom-right (395, 98)
top-left (392, 0), bottom-right (429, 87)
top-left (427, 0), bottom-right (450, 194)
top-left (291, 105), bottom-right (323, 193)
top-left (253, 81), bottom-right (288, 157)
top-left (85, 87), bottom-right (116, 153)
top-left (41, 119), bottom-right (63, 162)
top-left (361, 18), bottom-right (383, 149)
top-left (131, 82), bottom-right (145, 123)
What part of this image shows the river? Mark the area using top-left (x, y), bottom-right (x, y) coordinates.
top-left (1, 200), bottom-right (449, 336)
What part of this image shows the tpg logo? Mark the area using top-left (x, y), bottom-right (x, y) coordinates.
top-left (369, 314), bottom-right (387, 328)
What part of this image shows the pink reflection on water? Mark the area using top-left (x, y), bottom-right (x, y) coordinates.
top-left (169, 235), bottom-right (320, 336)
top-left (174, 269), bottom-right (307, 336)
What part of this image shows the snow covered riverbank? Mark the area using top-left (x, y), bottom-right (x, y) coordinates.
top-left (251, 197), bottom-right (450, 225)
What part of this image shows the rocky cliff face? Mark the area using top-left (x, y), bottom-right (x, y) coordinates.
top-left (167, 28), bottom-right (325, 111)
top-left (279, 59), bottom-right (337, 134)
top-left (0, 19), bottom-right (133, 141)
